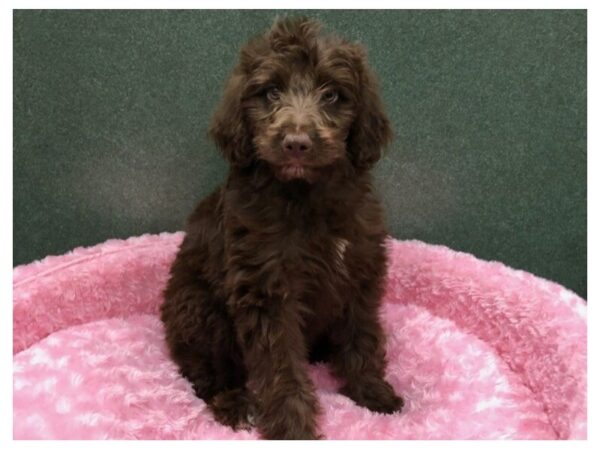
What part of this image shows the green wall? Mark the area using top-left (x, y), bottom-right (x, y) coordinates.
top-left (13, 10), bottom-right (587, 298)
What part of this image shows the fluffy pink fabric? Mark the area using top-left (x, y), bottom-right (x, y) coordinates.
top-left (13, 233), bottom-right (586, 439)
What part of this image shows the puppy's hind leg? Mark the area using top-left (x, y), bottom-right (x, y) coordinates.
top-left (161, 265), bottom-right (252, 431)
top-left (169, 341), bottom-right (254, 431)
top-left (329, 301), bottom-right (404, 415)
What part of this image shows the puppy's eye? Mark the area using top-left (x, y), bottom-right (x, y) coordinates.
top-left (322, 89), bottom-right (339, 104)
top-left (266, 87), bottom-right (281, 102)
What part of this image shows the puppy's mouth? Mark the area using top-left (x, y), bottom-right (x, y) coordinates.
top-left (275, 162), bottom-right (317, 182)
top-left (280, 163), bottom-right (307, 178)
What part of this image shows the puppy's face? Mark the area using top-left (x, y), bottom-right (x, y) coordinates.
top-left (210, 18), bottom-right (392, 182)
top-left (245, 48), bottom-right (356, 182)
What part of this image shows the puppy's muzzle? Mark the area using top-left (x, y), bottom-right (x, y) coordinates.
top-left (282, 132), bottom-right (313, 158)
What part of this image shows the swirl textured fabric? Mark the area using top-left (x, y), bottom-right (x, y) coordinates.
top-left (13, 233), bottom-right (586, 439)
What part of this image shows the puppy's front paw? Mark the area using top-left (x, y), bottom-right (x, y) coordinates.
top-left (263, 428), bottom-right (321, 440)
top-left (260, 414), bottom-right (321, 440)
top-left (209, 388), bottom-right (257, 431)
top-left (258, 392), bottom-right (321, 440)
top-left (341, 378), bottom-right (404, 414)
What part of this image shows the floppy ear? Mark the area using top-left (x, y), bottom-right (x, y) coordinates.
top-left (346, 45), bottom-right (393, 171)
top-left (208, 70), bottom-right (254, 167)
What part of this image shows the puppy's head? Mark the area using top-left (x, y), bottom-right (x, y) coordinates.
top-left (209, 17), bottom-right (392, 182)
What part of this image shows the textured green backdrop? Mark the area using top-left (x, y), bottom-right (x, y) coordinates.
top-left (13, 10), bottom-right (587, 297)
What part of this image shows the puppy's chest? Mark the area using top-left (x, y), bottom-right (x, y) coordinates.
top-left (240, 221), bottom-right (353, 291)
top-left (286, 234), bottom-right (352, 323)
top-left (286, 231), bottom-right (352, 278)
top-left (280, 232), bottom-right (355, 313)
top-left (328, 237), bottom-right (351, 276)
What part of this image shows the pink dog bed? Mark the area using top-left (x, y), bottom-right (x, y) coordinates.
top-left (13, 233), bottom-right (586, 439)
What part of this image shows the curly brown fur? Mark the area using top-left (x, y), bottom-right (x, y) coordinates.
top-left (160, 17), bottom-right (403, 440)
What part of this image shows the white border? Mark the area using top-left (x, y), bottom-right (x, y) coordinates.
top-left (4, 2), bottom-right (595, 449)
top-left (2, 1), bottom-right (12, 448)
top-left (4, 1), bottom-right (594, 9)
top-left (586, 0), bottom-right (595, 445)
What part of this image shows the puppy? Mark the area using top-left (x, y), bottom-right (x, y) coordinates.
top-left (160, 17), bottom-right (403, 440)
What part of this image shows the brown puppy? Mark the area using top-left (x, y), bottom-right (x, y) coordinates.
top-left (160, 17), bottom-right (403, 440)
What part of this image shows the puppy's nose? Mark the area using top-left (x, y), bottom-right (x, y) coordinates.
top-left (282, 133), bottom-right (312, 156)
